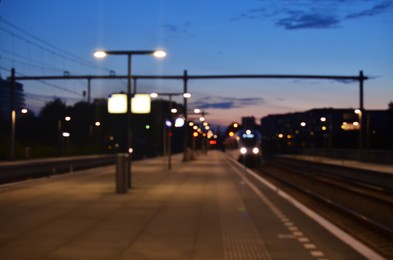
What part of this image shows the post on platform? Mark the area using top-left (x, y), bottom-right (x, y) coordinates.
top-left (10, 68), bottom-right (16, 161)
top-left (358, 70), bottom-right (365, 160)
top-left (115, 153), bottom-right (129, 194)
top-left (182, 70), bottom-right (189, 162)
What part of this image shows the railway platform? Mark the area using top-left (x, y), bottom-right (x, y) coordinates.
top-left (0, 151), bottom-right (384, 259)
top-left (278, 154), bottom-right (393, 175)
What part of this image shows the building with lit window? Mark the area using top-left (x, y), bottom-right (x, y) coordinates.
top-left (261, 108), bottom-right (393, 151)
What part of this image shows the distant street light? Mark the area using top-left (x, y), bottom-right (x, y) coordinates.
top-left (94, 49), bottom-right (166, 188)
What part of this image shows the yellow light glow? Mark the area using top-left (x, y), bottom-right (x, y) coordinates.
top-left (278, 133), bottom-right (284, 139)
top-left (233, 123), bottom-right (239, 128)
top-left (322, 126), bottom-right (327, 131)
top-left (354, 109), bottom-right (361, 115)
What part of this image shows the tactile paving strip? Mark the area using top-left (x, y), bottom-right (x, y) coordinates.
top-left (218, 173), bottom-right (271, 260)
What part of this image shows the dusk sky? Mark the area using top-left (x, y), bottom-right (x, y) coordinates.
top-left (1, 0), bottom-right (392, 126)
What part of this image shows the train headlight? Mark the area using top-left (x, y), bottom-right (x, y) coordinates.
top-left (252, 147), bottom-right (259, 154)
top-left (240, 147), bottom-right (247, 154)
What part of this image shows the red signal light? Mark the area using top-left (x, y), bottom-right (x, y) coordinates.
top-left (209, 140), bottom-right (217, 145)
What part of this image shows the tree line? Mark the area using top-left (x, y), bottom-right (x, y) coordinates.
top-left (0, 98), bottom-right (186, 160)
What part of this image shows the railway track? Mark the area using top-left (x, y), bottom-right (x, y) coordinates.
top-left (255, 158), bottom-right (393, 259)
top-left (0, 155), bottom-right (116, 184)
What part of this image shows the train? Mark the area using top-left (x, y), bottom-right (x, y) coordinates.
top-left (225, 128), bottom-right (263, 167)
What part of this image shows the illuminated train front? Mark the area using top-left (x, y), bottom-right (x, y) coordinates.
top-left (235, 129), bottom-right (262, 166)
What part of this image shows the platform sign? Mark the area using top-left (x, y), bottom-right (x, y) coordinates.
top-left (108, 94), bottom-right (128, 114)
top-left (131, 94), bottom-right (151, 114)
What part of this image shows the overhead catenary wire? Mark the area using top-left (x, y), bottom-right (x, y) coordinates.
top-left (0, 18), bottom-right (114, 73)
top-left (1, 67), bottom-right (82, 96)
top-left (0, 47), bottom-right (64, 73)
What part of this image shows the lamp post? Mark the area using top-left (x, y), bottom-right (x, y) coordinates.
top-left (150, 92), bottom-right (191, 169)
top-left (94, 50), bottom-right (166, 188)
top-left (58, 116), bottom-right (71, 155)
top-left (355, 109), bottom-right (363, 149)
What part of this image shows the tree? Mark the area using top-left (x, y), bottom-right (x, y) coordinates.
top-left (37, 98), bottom-right (68, 145)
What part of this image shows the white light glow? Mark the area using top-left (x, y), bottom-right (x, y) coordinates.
top-left (175, 118), bottom-right (185, 127)
top-left (108, 94), bottom-right (128, 114)
top-left (153, 50), bottom-right (167, 58)
top-left (94, 51), bottom-right (107, 58)
top-left (132, 94), bottom-right (151, 114)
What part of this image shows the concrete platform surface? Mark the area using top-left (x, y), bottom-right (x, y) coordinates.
top-left (0, 151), bottom-right (382, 259)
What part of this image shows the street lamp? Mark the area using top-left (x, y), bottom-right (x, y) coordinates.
top-left (150, 92), bottom-right (190, 169)
top-left (355, 109), bottom-right (363, 150)
top-left (94, 49), bottom-right (166, 188)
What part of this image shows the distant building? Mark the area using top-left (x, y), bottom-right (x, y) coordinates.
top-left (241, 116), bottom-right (258, 129)
top-left (0, 77), bottom-right (25, 120)
top-left (261, 108), bottom-right (393, 150)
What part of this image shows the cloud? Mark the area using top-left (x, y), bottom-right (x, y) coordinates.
top-left (276, 13), bottom-right (340, 29)
top-left (345, 1), bottom-right (393, 19)
top-left (191, 96), bottom-right (265, 110)
top-left (163, 24), bottom-right (178, 33)
top-left (231, 0), bottom-right (393, 30)
top-left (162, 21), bottom-right (194, 38)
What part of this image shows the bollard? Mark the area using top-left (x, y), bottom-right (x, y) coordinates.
top-left (115, 153), bottom-right (129, 194)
